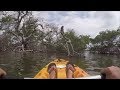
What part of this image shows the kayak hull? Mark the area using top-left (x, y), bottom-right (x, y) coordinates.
top-left (34, 59), bottom-right (89, 79)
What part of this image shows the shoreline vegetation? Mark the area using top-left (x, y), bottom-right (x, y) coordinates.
top-left (0, 11), bottom-right (120, 56)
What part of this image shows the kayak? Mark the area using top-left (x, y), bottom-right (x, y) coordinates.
top-left (34, 59), bottom-right (89, 79)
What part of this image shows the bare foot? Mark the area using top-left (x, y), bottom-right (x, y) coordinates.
top-left (66, 63), bottom-right (76, 78)
top-left (47, 63), bottom-right (57, 79)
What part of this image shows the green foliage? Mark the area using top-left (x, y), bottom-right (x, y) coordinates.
top-left (64, 30), bottom-right (90, 51)
top-left (93, 30), bottom-right (120, 44)
top-left (90, 29), bottom-right (120, 54)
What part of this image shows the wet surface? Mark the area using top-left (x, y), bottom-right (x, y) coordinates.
top-left (0, 51), bottom-right (120, 78)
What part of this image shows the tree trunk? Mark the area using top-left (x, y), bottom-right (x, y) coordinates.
top-left (21, 44), bottom-right (25, 51)
top-left (22, 40), bottom-right (28, 51)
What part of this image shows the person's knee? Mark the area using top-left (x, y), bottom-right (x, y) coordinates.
top-left (101, 66), bottom-right (120, 79)
top-left (0, 68), bottom-right (7, 78)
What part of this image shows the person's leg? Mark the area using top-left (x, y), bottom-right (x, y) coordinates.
top-left (0, 68), bottom-right (7, 79)
top-left (66, 63), bottom-right (76, 78)
top-left (47, 63), bottom-right (57, 79)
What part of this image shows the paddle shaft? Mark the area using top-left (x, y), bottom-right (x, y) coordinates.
top-left (24, 75), bottom-right (106, 79)
top-left (74, 74), bottom-right (106, 79)
top-left (74, 75), bottom-right (101, 79)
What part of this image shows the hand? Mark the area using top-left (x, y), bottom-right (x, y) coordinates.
top-left (101, 66), bottom-right (120, 79)
top-left (0, 68), bottom-right (6, 78)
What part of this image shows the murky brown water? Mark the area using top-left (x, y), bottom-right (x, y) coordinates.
top-left (0, 51), bottom-right (120, 78)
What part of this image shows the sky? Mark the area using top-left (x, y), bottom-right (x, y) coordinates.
top-left (33, 11), bottom-right (120, 38)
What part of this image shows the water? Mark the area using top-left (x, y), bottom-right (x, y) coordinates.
top-left (0, 51), bottom-right (120, 78)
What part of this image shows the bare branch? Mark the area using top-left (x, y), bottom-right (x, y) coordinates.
top-left (15, 11), bottom-right (29, 32)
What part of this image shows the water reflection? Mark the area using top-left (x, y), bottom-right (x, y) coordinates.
top-left (84, 51), bottom-right (120, 75)
top-left (0, 51), bottom-right (120, 78)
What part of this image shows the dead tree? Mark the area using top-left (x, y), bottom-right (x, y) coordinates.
top-left (60, 26), bottom-right (75, 56)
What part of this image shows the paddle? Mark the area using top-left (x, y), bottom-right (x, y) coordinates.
top-left (74, 75), bottom-right (101, 79)
top-left (24, 74), bottom-right (106, 79)
top-left (74, 73), bottom-right (106, 79)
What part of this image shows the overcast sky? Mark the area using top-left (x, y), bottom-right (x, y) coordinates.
top-left (33, 11), bottom-right (120, 38)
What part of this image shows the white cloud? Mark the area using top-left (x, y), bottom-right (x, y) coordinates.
top-left (33, 11), bottom-right (120, 38)
top-left (33, 11), bottom-right (51, 21)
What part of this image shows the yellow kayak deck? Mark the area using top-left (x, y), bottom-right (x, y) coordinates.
top-left (34, 59), bottom-right (89, 79)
